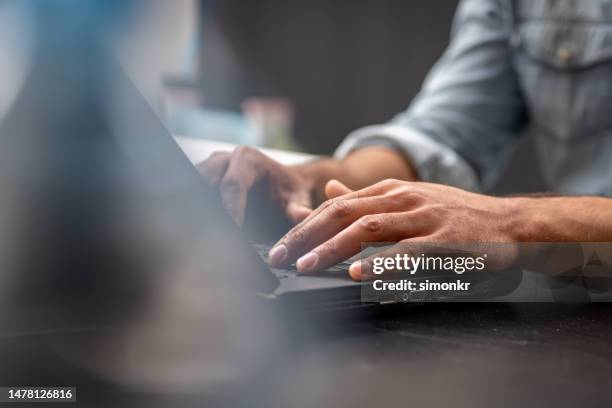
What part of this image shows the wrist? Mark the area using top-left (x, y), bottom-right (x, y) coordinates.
top-left (500, 196), bottom-right (555, 242)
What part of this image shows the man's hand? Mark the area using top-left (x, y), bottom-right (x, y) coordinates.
top-left (197, 145), bottom-right (418, 228)
top-left (197, 147), bottom-right (315, 226)
top-left (268, 179), bottom-right (522, 280)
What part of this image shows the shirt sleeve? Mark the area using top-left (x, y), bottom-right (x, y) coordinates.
top-left (334, 0), bottom-right (526, 191)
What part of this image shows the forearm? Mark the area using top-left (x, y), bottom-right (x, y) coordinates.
top-left (508, 195), bottom-right (612, 242)
top-left (293, 146), bottom-right (417, 204)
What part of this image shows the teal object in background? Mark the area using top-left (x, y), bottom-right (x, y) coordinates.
top-left (166, 106), bottom-right (251, 145)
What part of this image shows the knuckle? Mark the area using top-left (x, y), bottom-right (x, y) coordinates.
top-left (234, 145), bottom-right (255, 155)
top-left (359, 214), bottom-right (385, 233)
top-left (385, 187), bottom-right (409, 203)
top-left (233, 146), bottom-right (262, 162)
top-left (220, 176), bottom-right (242, 191)
top-left (287, 227), bottom-right (307, 246)
top-left (376, 179), bottom-right (394, 190)
top-left (327, 199), bottom-right (352, 219)
top-left (320, 199), bottom-right (334, 210)
top-left (318, 239), bottom-right (341, 258)
top-left (388, 187), bottom-right (423, 206)
top-left (379, 178), bottom-right (401, 189)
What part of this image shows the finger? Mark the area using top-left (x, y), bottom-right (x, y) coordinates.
top-left (284, 178), bottom-right (388, 230)
top-left (286, 201), bottom-right (313, 224)
top-left (219, 150), bottom-right (263, 226)
top-left (269, 193), bottom-right (418, 267)
top-left (196, 151), bottom-right (231, 186)
top-left (285, 189), bottom-right (313, 223)
top-left (268, 179), bottom-right (415, 266)
top-left (325, 179), bottom-right (353, 199)
top-left (296, 212), bottom-right (422, 273)
top-left (290, 178), bottom-right (406, 229)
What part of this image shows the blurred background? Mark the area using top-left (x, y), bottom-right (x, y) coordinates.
top-left (122, 0), bottom-right (459, 154)
top-left (0, 0), bottom-right (543, 193)
top-left (118, 0), bottom-right (540, 193)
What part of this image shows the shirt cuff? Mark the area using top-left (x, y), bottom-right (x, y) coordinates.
top-left (334, 124), bottom-right (479, 191)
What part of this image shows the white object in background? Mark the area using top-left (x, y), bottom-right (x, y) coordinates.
top-left (0, 1), bottom-right (33, 124)
top-left (166, 108), bottom-right (250, 146)
top-left (242, 97), bottom-right (295, 149)
top-left (174, 135), bottom-right (315, 166)
top-left (113, 0), bottom-right (198, 117)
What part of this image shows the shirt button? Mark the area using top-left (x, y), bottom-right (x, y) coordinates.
top-left (557, 47), bottom-right (573, 63)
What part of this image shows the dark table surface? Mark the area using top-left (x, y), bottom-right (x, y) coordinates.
top-left (280, 302), bottom-right (612, 408)
top-left (2, 301), bottom-right (612, 408)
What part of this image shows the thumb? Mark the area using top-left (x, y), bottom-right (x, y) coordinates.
top-left (285, 191), bottom-right (313, 223)
top-left (325, 179), bottom-right (353, 199)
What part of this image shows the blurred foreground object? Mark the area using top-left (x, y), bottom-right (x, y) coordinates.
top-left (0, 1), bottom-right (282, 403)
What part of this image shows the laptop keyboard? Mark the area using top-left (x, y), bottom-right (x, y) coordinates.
top-left (251, 242), bottom-right (352, 278)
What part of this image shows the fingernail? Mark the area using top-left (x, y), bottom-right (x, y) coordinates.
top-left (349, 261), bottom-right (362, 281)
top-left (268, 245), bottom-right (287, 265)
top-left (297, 252), bottom-right (319, 272)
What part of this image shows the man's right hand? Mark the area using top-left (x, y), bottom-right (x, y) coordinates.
top-left (196, 146), bottom-right (315, 226)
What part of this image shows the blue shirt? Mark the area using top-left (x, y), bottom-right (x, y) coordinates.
top-left (335, 0), bottom-right (612, 196)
